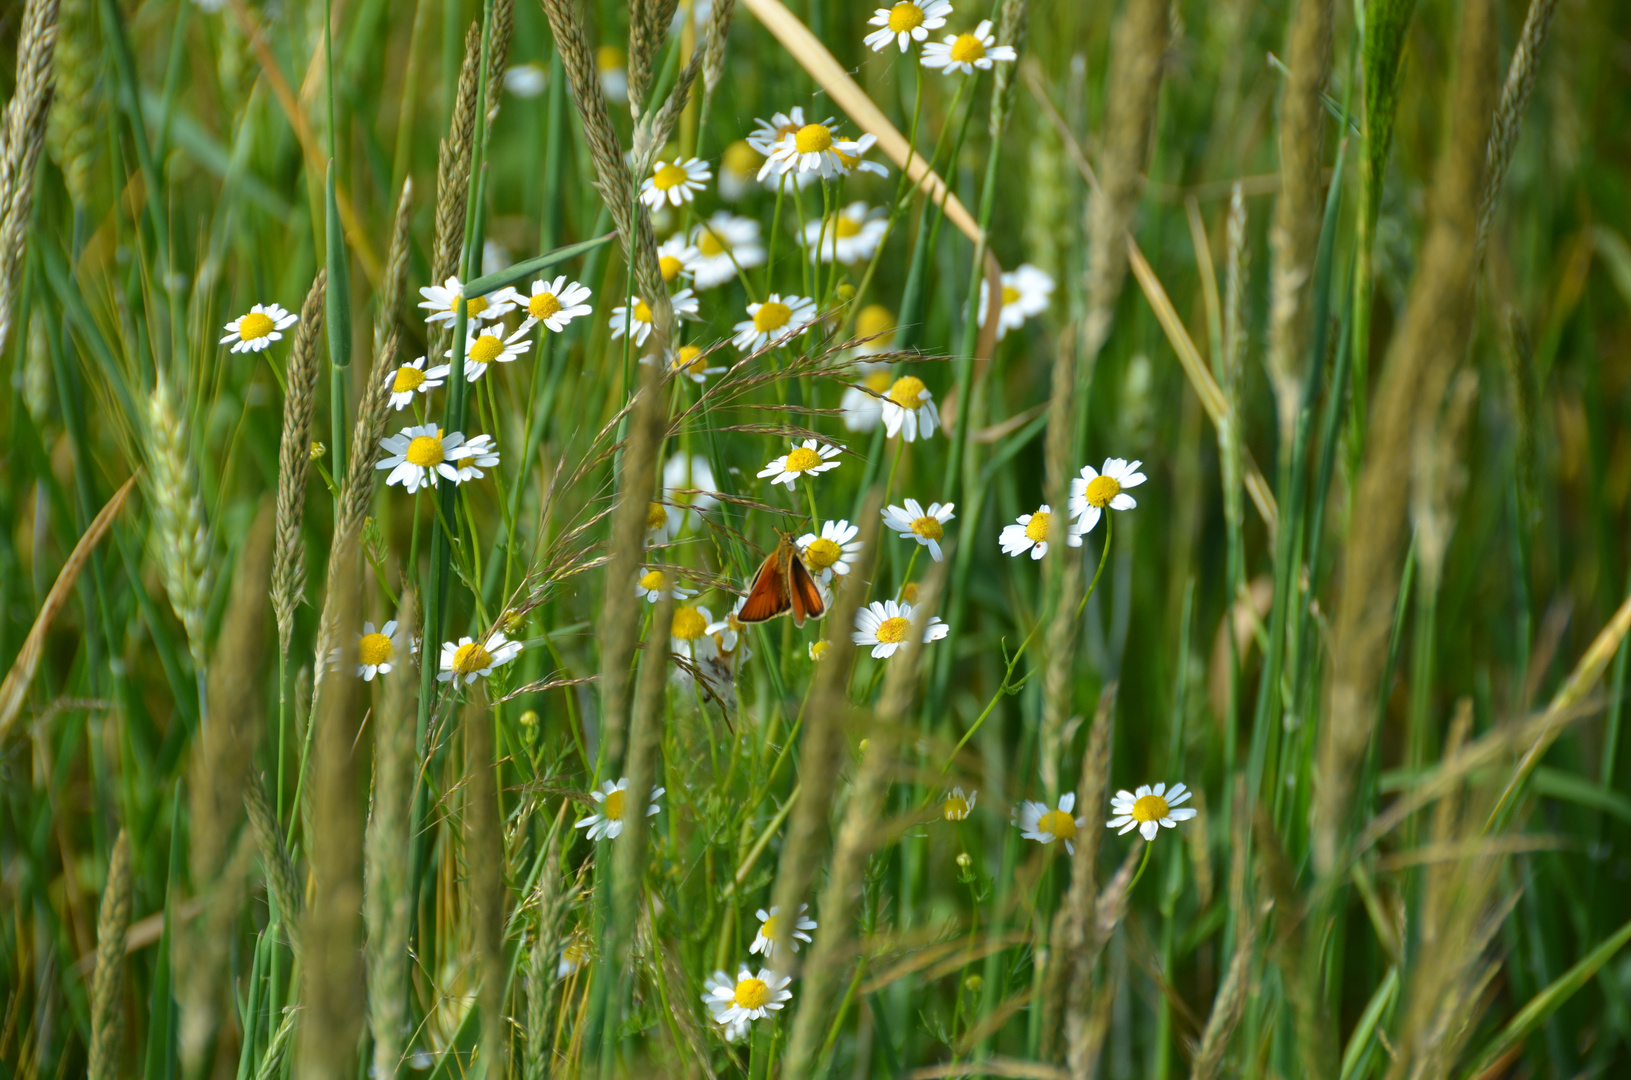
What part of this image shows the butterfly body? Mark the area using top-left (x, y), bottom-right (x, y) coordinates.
top-left (737, 533), bottom-right (827, 626)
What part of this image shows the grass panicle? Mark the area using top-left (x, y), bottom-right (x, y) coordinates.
top-left (87, 829), bottom-right (132, 1080)
top-left (0, 0), bottom-right (61, 357)
top-left (271, 271), bottom-right (328, 656)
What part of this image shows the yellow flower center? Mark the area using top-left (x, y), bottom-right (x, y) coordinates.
top-left (697, 228), bottom-right (729, 257)
top-left (875, 616), bottom-right (911, 644)
top-left (654, 163), bottom-right (689, 190)
top-left (899, 582), bottom-right (919, 603)
top-left (672, 607), bottom-right (708, 640)
top-left (887, 2), bottom-right (925, 33)
top-left (238, 311), bottom-right (275, 340)
top-left (648, 501), bottom-right (668, 529)
top-left (406, 434), bottom-right (444, 467)
top-left (597, 45), bottom-right (625, 72)
top-left (603, 788), bottom-right (627, 821)
top-left (803, 537), bottom-right (841, 570)
top-left (723, 139), bottom-right (763, 176)
top-left (753, 301), bottom-right (792, 333)
top-left (639, 570), bottom-right (667, 591)
top-left (470, 334), bottom-right (505, 364)
top-left (358, 632), bottom-right (394, 666)
top-left (794, 123), bottom-right (834, 154)
top-left (910, 515), bottom-right (943, 541)
top-left (834, 215), bottom-right (863, 238)
top-left (942, 795), bottom-right (969, 820)
top-left (529, 291), bottom-right (562, 320)
top-left (671, 345), bottom-right (707, 375)
top-left (659, 255), bottom-right (684, 282)
top-left (452, 641), bottom-right (493, 674)
top-left (1132, 793), bottom-right (1170, 823)
top-left (888, 375), bottom-right (926, 408)
top-left (856, 304), bottom-right (895, 339)
top-left (784, 446), bottom-right (823, 472)
top-left (1084, 475), bottom-right (1122, 508)
top-left (1037, 809), bottom-right (1077, 840)
top-left (632, 299), bottom-right (653, 324)
top-left (760, 914), bottom-right (779, 939)
top-left (949, 34), bottom-right (986, 64)
top-left (810, 640), bottom-right (831, 660)
top-left (466, 295), bottom-right (489, 316)
top-left (733, 977), bottom-right (771, 1010)
top-left (865, 371), bottom-right (893, 393)
top-left (392, 365), bottom-right (426, 393)
top-left (1024, 511), bottom-right (1051, 543)
top-left (1002, 284), bottom-right (1021, 305)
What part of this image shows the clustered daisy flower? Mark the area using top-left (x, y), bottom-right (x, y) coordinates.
top-left (980, 263), bottom-right (1055, 340)
top-left (797, 520), bottom-right (863, 584)
top-left (641, 157), bottom-right (712, 210)
top-left (611, 289), bottom-right (699, 346)
top-left (221, 303), bottom-right (298, 353)
top-left (759, 118), bottom-right (877, 181)
top-left (355, 620), bottom-right (404, 680)
top-left (692, 213), bottom-right (767, 289)
top-left (418, 275), bottom-right (512, 325)
top-left (436, 630), bottom-right (523, 684)
top-left (942, 787), bottom-right (977, 821)
top-left (386, 355), bottom-right (449, 410)
top-left (670, 604), bottom-right (719, 661)
top-left (883, 499), bottom-right (956, 562)
top-left (881, 375), bottom-right (940, 441)
top-left (733, 293), bottom-right (818, 352)
top-left (448, 324), bottom-right (531, 382)
top-left (499, 276), bottom-right (593, 333)
top-left (803, 202), bottom-right (888, 265)
top-left (998, 503), bottom-right (1080, 560)
top-left (376, 424), bottom-right (501, 493)
top-left (921, 18), bottom-right (1018, 75)
top-left (864, 0), bottom-right (953, 52)
top-left (758, 439), bottom-right (843, 488)
top-left (750, 904), bottom-right (817, 960)
top-left (1016, 793), bottom-right (1084, 854)
top-left (575, 777), bottom-right (664, 841)
top-left (704, 968), bottom-right (792, 1029)
top-left (853, 599), bottom-right (949, 658)
top-left (635, 568), bottom-right (696, 603)
top-left (1106, 782), bottom-right (1197, 841)
top-left (1068, 457), bottom-right (1146, 535)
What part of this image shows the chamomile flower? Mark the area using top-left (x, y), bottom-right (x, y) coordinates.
top-left (656, 235), bottom-right (702, 285)
top-left (759, 120), bottom-right (874, 181)
top-left (692, 213), bottom-right (767, 289)
top-left (719, 140), bottom-right (765, 201)
top-left (436, 630), bottom-right (523, 684)
top-left (832, 132), bottom-right (890, 178)
top-left (610, 289), bottom-right (700, 346)
top-left (718, 1017), bottom-right (751, 1044)
top-left (747, 107), bottom-right (815, 155)
top-left (733, 293), bottom-right (818, 352)
top-left (942, 787), bottom-right (977, 821)
top-left (1067, 457), bottom-right (1146, 536)
top-left (355, 620), bottom-right (404, 680)
top-left (758, 439), bottom-right (842, 488)
top-left (641, 157), bottom-right (711, 210)
top-left (376, 424), bottom-right (489, 493)
top-left (221, 303), bottom-right (298, 353)
top-left (998, 504), bottom-right (1079, 560)
top-left (865, 0), bottom-right (953, 51)
top-left (797, 520), bottom-right (863, 584)
top-left (447, 324), bottom-right (531, 382)
top-left (980, 263), bottom-right (1055, 340)
top-left (853, 599), bottom-right (949, 658)
top-left (574, 778), bottom-right (663, 841)
top-left (635, 568), bottom-right (696, 603)
top-left (851, 304), bottom-right (897, 356)
top-left (882, 499), bottom-right (955, 561)
top-left (498, 276), bottom-right (593, 333)
top-left (880, 375), bottom-right (940, 441)
top-left (647, 501), bottom-right (677, 545)
top-left (450, 434), bottom-right (500, 482)
top-left (664, 344), bottom-right (727, 384)
top-left (670, 605), bottom-right (719, 661)
top-left (597, 46), bottom-right (629, 103)
top-left (556, 936), bottom-right (590, 979)
top-left (809, 639), bottom-right (831, 661)
top-left (663, 453), bottom-right (720, 533)
top-left (1016, 793), bottom-right (1084, 854)
top-left (841, 366), bottom-right (893, 432)
top-left (921, 19), bottom-right (1018, 75)
top-left (417, 275), bottom-right (514, 325)
top-left (803, 202), bottom-right (888, 264)
top-left (750, 905), bottom-right (817, 960)
top-left (703, 968), bottom-right (793, 1027)
top-left (705, 598), bottom-right (751, 656)
top-left (1107, 782), bottom-right (1197, 841)
top-left (385, 355), bottom-right (449, 411)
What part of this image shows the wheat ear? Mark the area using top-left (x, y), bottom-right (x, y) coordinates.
top-left (0, 0), bottom-right (61, 358)
top-left (272, 272), bottom-right (328, 657)
top-left (87, 829), bottom-right (132, 1080)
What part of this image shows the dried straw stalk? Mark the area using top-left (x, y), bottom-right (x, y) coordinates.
top-left (1314, 0), bottom-right (1497, 876)
top-left (272, 272), bottom-right (329, 657)
top-left (463, 683), bottom-right (509, 1075)
top-left (87, 829), bottom-right (132, 1080)
top-left (0, 0), bottom-right (61, 358)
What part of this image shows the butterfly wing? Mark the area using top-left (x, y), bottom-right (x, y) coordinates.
top-left (736, 546), bottom-right (791, 623)
top-left (787, 546), bottom-right (827, 627)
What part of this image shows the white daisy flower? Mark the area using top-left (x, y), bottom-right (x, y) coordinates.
top-left (719, 140), bottom-right (765, 201)
top-left (732, 293), bottom-right (818, 352)
top-left (670, 604), bottom-right (719, 661)
top-left (504, 61), bottom-right (546, 97)
top-left (355, 620), bottom-right (405, 680)
top-left (497, 276), bottom-right (593, 334)
top-left (647, 500), bottom-right (678, 545)
top-left (719, 1016), bottom-right (751, 1044)
top-left (385, 355), bottom-right (450, 411)
top-left (436, 630), bottom-right (523, 684)
top-left (556, 936), bottom-right (590, 979)
top-left (758, 119), bottom-right (876, 182)
top-left (998, 503), bottom-right (1080, 560)
top-left (375, 424), bottom-right (492, 493)
top-left (597, 46), bottom-right (629, 104)
top-left (747, 107), bottom-right (815, 155)
top-left (841, 366), bottom-right (893, 432)
top-left (796, 520), bottom-right (863, 584)
top-left (221, 302), bottom-right (298, 353)
top-left (573, 777), bottom-right (664, 841)
top-left (635, 568), bottom-right (696, 603)
top-left (655, 236), bottom-right (702, 287)
top-left (1107, 782), bottom-right (1198, 842)
top-left (853, 599), bottom-right (949, 659)
top-left (920, 19), bottom-right (1018, 75)
top-left (941, 787), bottom-right (977, 821)
top-left (750, 904), bottom-right (817, 960)
top-left (705, 597), bottom-right (752, 658)
top-left (661, 453), bottom-right (720, 538)
top-left (864, 0), bottom-right (953, 51)
top-left (703, 968), bottom-right (793, 1027)
top-left (450, 433), bottom-right (501, 482)
top-left (417, 275), bottom-right (514, 325)
top-left (880, 375), bottom-right (940, 441)
top-left (691, 213), bottom-right (768, 290)
top-left (830, 132), bottom-right (890, 179)
top-left (809, 640), bottom-right (831, 661)
top-left (641, 157), bottom-right (711, 210)
top-left (1016, 792), bottom-right (1084, 854)
top-left (446, 324), bottom-right (531, 382)
top-left (803, 202), bottom-right (888, 265)
top-left (610, 288), bottom-right (700, 346)
top-left (882, 499), bottom-right (955, 562)
top-left (758, 439), bottom-right (842, 488)
top-left (662, 344), bottom-right (727, 384)
top-left (979, 263), bottom-right (1054, 340)
top-left (1067, 457), bottom-right (1146, 536)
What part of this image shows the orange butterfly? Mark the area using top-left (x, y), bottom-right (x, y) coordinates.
top-left (737, 533), bottom-right (827, 627)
